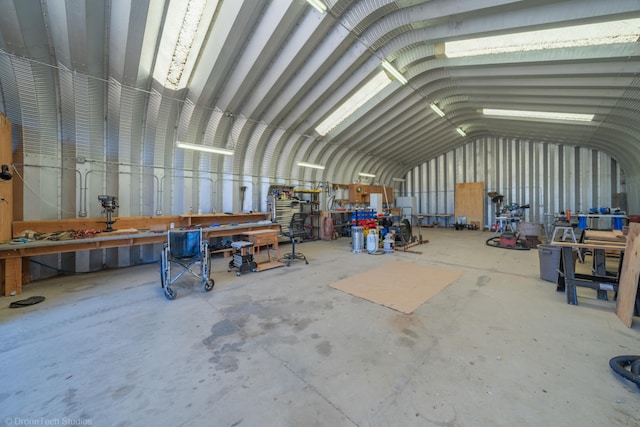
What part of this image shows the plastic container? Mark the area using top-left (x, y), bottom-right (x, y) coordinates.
top-left (538, 244), bottom-right (561, 283)
top-left (383, 236), bottom-right (394, 253)
top-left (366, 229), bottom-right (378, 253)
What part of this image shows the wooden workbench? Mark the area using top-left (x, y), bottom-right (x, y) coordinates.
top-left (552, 225), bottom-right (640, 327)
top-left (241, 229), bottom-right (284, 271)
top-left (11, 212), bottom-right (271, 237)
top-left (0, 218), bottom-right (279, 296)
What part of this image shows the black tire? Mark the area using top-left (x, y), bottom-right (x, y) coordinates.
top-left (204, 279), bottom-right (214, 292)
top-left (164, 286), bottom-right (176, 300)
top-left (160, 251), bottom-right (168, 287)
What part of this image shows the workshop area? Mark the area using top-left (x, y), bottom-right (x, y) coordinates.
top-left (1, 1), bottom-right (640, 425)
top-left (1, 229), bottom-right (639, 426)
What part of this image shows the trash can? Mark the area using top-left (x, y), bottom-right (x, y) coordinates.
top-left (538, 244), bottom-right (561, 283)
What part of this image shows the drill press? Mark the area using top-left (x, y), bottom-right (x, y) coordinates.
top-left (98, 195), bottom-right (118, 232)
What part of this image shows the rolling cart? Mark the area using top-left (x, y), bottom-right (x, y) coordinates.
top-left (228, 240), bottom-right (257, 276)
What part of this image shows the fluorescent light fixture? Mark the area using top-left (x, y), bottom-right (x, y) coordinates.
top-left (456, 127), bottom-right (467, 137)
top-left (298, 161), bottom-right (325, 170)
top-left (482, 108), bottom-right (594, 122)
top-left (306, 0), bottom-right (327, 13)
top-left (430, 103), bottom-right (445, 117)
top-left (392, 177), bottom-right (406, 182)
top-left (177, 141), bottom-right (234, 155)
top-left (359, 172), bottom-right (376, 178)
top-left (445, 18), bottom-right (640, 58)
top-left (381, 60), bottom-right (408, 85)
top-left (315, 71), bottom-right (393, 136)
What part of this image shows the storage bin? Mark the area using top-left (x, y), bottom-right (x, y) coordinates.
top-left (538, 244), bottom-right (561, 283)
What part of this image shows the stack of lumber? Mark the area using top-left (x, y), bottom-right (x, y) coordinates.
top-left (583, 230), bottom-right (627, 249)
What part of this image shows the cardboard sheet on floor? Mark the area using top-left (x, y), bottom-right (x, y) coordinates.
top-left (328, 260), bottom-right (462, 314)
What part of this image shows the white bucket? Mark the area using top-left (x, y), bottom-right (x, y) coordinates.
top-left (383, 235), bottom-right (394, 254)
top-left (367, 229), bottom-right (378, 253)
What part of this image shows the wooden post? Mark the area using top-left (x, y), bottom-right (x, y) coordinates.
top-left (0, 113), bottom-right (15, 295)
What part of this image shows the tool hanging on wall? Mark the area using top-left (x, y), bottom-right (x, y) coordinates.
top-left (240, 186), bottom-right (247, 212)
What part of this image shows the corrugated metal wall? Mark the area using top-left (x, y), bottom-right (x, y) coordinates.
top-left (405, 137), bottom-right (625, 228)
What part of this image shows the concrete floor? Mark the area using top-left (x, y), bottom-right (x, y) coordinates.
top-left (1, 228), bottom-right (639, 426)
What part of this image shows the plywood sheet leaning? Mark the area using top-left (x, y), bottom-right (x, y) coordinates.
top-left (328, 260), bottom-right (463, 314)
top-left (0, 113), bottom-right (12, 242)
top-left (454, 182), bottom-right (484, 227)
top-left (616, 222), bottom-right (640, 327)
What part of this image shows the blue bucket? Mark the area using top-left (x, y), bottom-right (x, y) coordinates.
top-left (578, 216), bottom-right (587, 229)
top-left (613, 215), bottom-right (624, 230)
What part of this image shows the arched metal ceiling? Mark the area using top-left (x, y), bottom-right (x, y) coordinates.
top-left (0, 0), bottom-right (639, 193)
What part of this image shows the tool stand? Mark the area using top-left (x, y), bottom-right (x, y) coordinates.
top-left (228, 241), bottom-right (257, 276)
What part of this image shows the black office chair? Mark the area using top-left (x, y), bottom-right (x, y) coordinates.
top-left (282, 212), bottom-right (309, 266)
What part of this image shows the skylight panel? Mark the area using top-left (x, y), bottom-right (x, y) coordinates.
top-left (445, 18), bottom-right (640, 58)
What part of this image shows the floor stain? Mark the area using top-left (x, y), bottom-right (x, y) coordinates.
top-left (223, 301), bottom-right (269, 328)
top-left (203, 319), bottom-right (245, 372)
top-left (291, 317), bottom-right (313, 332)
top-left (395, 336), bottom-right (416, 348)
top-left (278, 335), bottom-right (299, 345)
top-left (208, 340), bottom-right (245, 373)
top-left (388, 314), bottom-right (424, 332)
top-left (62, 388), bottom-right (79, 415)
top-left (203, 319), bottom-right (239, 347)
top-left (112, 384), bottom-right (135, 399)
top-left (476, 276), bottom-right (490, 287)
top-left (402, 328), bottom-right (419, 339)
top-left (315, 340), bottom-right (332, 356)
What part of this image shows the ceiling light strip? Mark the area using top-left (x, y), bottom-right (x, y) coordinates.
top-left (298, 162), bottom-right (325, 170)
top-left (177, 141), bottom-right (234, 155)
top-left (306, 0), bottom-right (327, 13)
top-left (456, 128), bottom-right (466, 137)
top-left (430, 103), bottom-right (445, 117)
top-left (482, 108), bottom-right (593, 122)
top-left (381, 60), bottom-right (407, 85)
top-left (359, 172), bottom-right (376, 178)
top-left (315, 71), bottom-right (393, 136)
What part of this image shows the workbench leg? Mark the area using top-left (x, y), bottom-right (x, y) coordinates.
top-left (561, 247), bottom-right (578, 305)
top-left (593, 249), bottom-right (608, 300)
top-left (556, 249), bottom-right (566, 292)
top-left (2, 258), bottom-right (23, 296)
top-left (22, 257), bottom-right (30, 286)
